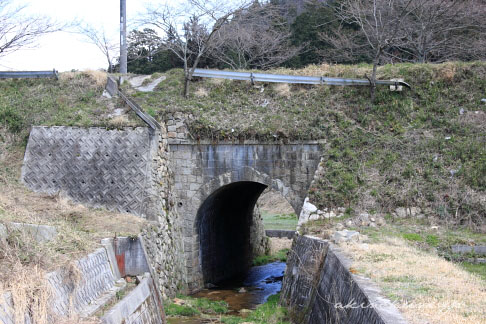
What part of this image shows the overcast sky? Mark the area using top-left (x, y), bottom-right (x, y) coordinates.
top-left (0, 0), bottom-right (150, 72)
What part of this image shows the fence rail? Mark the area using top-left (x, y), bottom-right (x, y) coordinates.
top-left (0, 70), bottom-right (58, 79)
top-left (193, 68), bottom-right (411, 89)
top-left (106, 76), bottom-right (161, 130)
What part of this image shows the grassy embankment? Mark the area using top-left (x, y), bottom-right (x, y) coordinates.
top-left (261, 211), bottom-right (298, 231)
top-left (130, 63), bottom-right (486, 230)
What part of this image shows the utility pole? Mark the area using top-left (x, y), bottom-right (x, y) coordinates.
top-left (120, 0), bottom-right (127, 74)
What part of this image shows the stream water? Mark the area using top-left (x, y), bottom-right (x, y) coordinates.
top-left (168, 261), bottom-right (286, 323)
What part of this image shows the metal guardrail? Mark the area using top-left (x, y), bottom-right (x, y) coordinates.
top-left (193, 68), bottom-right (411, 89)
top-left (0, 70), bottom-right (58, 79)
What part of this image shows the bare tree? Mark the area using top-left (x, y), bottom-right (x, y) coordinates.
top-left (77, 24), bottom-right (118, 72)
top-left (208, 3), bottom-right (301, 70)
top-left (0, 0), bottom-right (62, 58)
top-left (143, 0), bottom-right (251, 97)
top-left (333, 0), bottom-right (416, 101)
top-left (400, 0), bottom-right (486, 63)
top-left (319, 24), bottom-right (372, 64)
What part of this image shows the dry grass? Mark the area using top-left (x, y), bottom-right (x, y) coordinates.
top-left (0, 185), bottom-right (145, 241)
top-left (59, 70), bottom-right (107, 88)
top-left (8, 264), bottom-right (50, 324)
top-left (341, 238), bottom-right (486, 324)
top-left (435, 62), bottom-right (457, 82)
top-left (194, 87), bottom-right (209, 97)
top-left (269, 238), bottom-right (292, 255)
top-left (0, 262), bottom-right (101, 324)
top-left (272, 83), bottom-right (291, 98)
top-left (107, 115), bottom-right (130, 127)
top-left (258, 189), bottom-right (295, 215)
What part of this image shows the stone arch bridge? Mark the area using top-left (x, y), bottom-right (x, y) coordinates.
top-left (21, 126), bottom-right (321, 293)
top-left (169, 141), bottom-right (321, 291)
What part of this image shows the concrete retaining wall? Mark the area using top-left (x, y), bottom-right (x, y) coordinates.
top-left (281, 235), bottom-right (407, 324)
top-left (451, 245), bottom-right (486, 255)
top-left (21, 126), bottom-right (156, 218)
top-left (102, 275), bottom-right (165, 324)
top-left (113, 237), bottom-right (151, 277)
top-left (0, 222), bottom-right (57, 243)
top-left (265, 229), bottom-right (296, 239)
top-left (48, 248), bottom-right (125, 318)
top-left (21, 125), bottom-right (186, 297)
top-left (0, 239), bottom-right (165, 324)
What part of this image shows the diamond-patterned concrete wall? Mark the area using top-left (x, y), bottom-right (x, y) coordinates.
top-left (21, 126), bottom-right (156, 218)
top-left (47, 248), bottom-right (119, 317)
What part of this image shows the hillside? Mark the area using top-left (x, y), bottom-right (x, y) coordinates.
top-left (1, 63), bottom-right (485, 229)
top-left (1, 62), bottom-right (485, 324)
top-left (130, 62), bottom-right (486, 229)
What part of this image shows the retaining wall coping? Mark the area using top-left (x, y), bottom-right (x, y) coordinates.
top-left (328, 242), bottom-right (408, 324)
top-left (30, 125), bottom-right (147, 131)
top-left (265, 229), bottom-right (296, 239)
top-left (101, 274), bottom-right (157, 324)
top-left (168, 140), bottom-right (325, 145)
top-left (0, 222), bottom-right (57, 243)
top-left (451, 245), bottom-right (486, 255)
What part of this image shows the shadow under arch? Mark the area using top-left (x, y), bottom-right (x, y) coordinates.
top-left (187, 167), bottom-right (301, 287)
top-left (196, 181), bottom-right (268, 285)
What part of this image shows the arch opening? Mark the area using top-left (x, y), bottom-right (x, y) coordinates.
top-left (196, 181), bottom-right (267, 285)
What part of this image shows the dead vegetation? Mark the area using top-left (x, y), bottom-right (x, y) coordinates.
top-left (58, 70), bottom-right (108, 89)
top-left (341, 237), bottom-right (486, 324)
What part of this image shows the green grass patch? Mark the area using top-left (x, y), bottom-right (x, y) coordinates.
top-left (460, 263), bottom-right (486, 281)
top-left (165, 303), bottom-right (200, 316)
top-left (164, 295), bottom-right (229, 317)
top-left (253, 249), bottom-right (289, 266)
top-left (403, 233), bottom-right (423, 242)
top-left (221, 294), bottom-right (290, 324)
top-left (193, 297), bottom-right (229, 314)
top-left (262, 211), bottom-right (298, 230)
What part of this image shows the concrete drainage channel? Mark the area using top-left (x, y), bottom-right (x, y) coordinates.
top-left (0, 234), bottom-right (165, 324)
top-left (282, 235), bottom-right (407, 324)
top-left (0, 225), bottom-right (407, 324)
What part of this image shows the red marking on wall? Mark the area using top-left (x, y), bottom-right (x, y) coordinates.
top-left (116, 253), bottom-right (126, 277)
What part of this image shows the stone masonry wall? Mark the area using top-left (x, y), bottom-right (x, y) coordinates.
top-left (250, 204), bottom-right (270, 257)
top-left (139, 127), bottom-right (185, 298)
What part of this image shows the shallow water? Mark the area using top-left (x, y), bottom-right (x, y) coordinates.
top-left (168, 261), bottom-right (286, 323)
